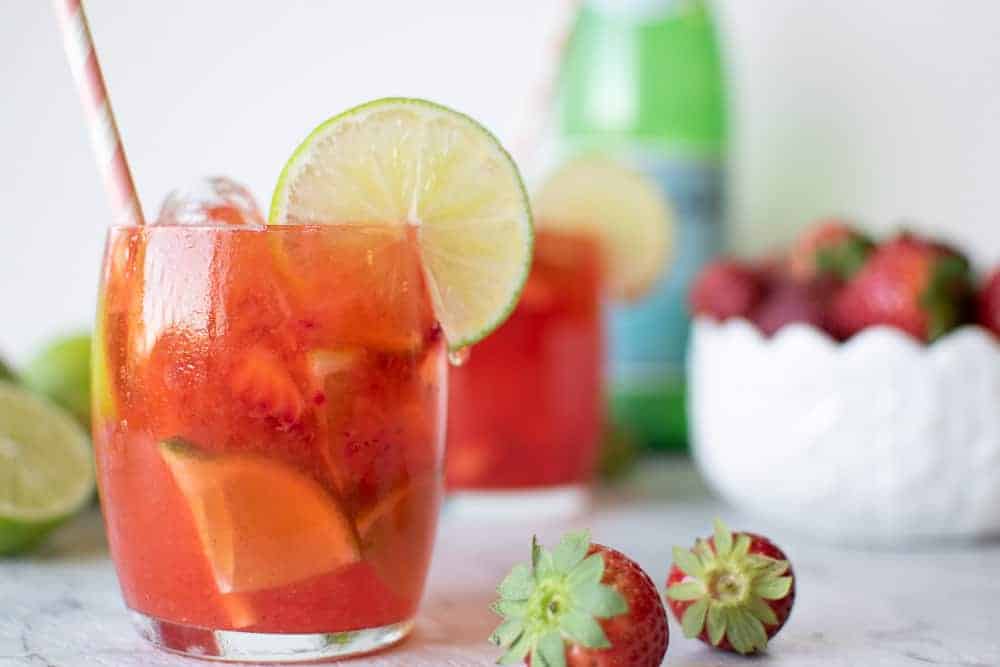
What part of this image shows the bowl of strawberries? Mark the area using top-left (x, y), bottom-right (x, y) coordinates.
top-left (687, 221), bottom-right (1000, 544)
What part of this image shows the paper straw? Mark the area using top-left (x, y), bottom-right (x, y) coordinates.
top-left (52, 0), bottom-right (146, 226)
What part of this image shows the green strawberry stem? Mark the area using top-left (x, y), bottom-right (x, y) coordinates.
top-left (815, 236), bottom-right (873, 280)
top-left (922, 254), bottom-right (972, 341)
top-left (667, 519), bottom-right (792, 655)
top-left (490, 531), bottom-right (628, 667)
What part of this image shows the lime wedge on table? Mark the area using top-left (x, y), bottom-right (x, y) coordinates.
top-left (534, 156), bottom-right (674, 301)
top-left (269, 98), bottom-right (534, 350)
top-left (0, 382), bottom-right (94, 555)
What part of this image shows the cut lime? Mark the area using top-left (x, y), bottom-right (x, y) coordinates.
top-left (534, 156), bottom-right (674, 301)
top-left (160, 439), bottom-right (361, 594)
top-left (0, 381), bottom-right (94, 555)
top-left (22, 333), bottom-right (93, 429)
top-left (269, 98), bottom-right (534, 350)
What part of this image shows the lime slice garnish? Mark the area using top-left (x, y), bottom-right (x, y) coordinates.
top-left (269, 98), bottom-right (534, 350)
top-left (0, 381), bottom-right (94, 554)
top-left (160, 439), bottom-right (361, 594)
top-left (534, 156), bottom-right (674, 301)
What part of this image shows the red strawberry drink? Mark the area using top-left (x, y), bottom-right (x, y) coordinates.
top-left (87, 98), bottom-right (534, 662)
top-left (94, 218), bottom-right (446, 655)
top-left (445, 156), bottom-right (672, 511)
top-left (446, 229), bottom-right (605, 503)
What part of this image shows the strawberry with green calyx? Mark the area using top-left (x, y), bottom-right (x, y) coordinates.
top-left (490, 531), bottom-right (668, 667)
top-left (788, 219), bottom-right (874, 282)
top-left (666, 519), bottom-right (794, 656)
top-left (828, 233), bottom-right (973, 342)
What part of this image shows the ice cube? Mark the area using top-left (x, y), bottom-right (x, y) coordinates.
top-left (155, 177), bottom-right (265, 228)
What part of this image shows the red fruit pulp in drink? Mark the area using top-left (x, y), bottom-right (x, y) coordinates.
top-left (446, 229), bottom-right (605, 490)
top-left (93, 224), bottom-right (446, 633)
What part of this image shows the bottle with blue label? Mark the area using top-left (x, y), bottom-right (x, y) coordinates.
top-left (554, 0), bottom-right (726, 450)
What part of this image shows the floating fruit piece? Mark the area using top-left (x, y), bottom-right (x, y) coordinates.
top-left (159, 439), bottom-right (360, 594)
top-left (230, 347), bottom-right (305, 428)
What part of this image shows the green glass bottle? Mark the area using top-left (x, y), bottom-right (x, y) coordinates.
top-left (555, 0), bottom-right (726, 451)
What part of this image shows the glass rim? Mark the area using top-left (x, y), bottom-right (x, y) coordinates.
top-left (105, 222), bottom-right (411, 232)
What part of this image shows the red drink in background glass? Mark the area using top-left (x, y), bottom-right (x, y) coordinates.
top-left (446, 229), bottom-right (604, 504)
top-left (93, 224), bottom-right (446, 660)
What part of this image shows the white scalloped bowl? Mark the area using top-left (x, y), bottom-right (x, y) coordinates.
top-left (688, 318), bottom-right (1000, 544)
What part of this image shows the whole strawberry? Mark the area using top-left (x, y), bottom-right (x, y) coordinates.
top-left (788, 219), bottom-right (873, 282)
top-left (666, 520), bottom-right (794, 656)
top-left (828, 232), bottom-right (973, 342)
top-left (689, 259), bottom-right (765, 322)
top-left (751, 279), bottom-right (836, 337)
top-left (490, 531), bottom-right (668, 667)
top-left (977, 269), bottom-right (1000, 339)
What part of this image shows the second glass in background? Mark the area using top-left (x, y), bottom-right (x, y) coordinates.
top-left (447, 229), bottom-right (604, 514)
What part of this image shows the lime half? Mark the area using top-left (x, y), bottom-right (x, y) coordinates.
top-left (269, 98), bottom-right (534, 350)
top-left (534, 156), bottom-right (674, 301)
top-left (0, 381), bottom-right (93, 554)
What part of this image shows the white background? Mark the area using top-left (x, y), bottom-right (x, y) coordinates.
top-left (1, 1), bottom-right (998, 361)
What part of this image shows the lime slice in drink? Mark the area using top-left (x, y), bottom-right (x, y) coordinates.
top-left (0, 381), bottom-right (94, 555)
top-left (269, 98), bottom-right (534, 350)
top-left (534, 156), bottom-right (674, 301)
top-left (160, 439), bottom-right (361, 594)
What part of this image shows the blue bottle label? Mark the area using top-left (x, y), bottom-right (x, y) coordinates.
top-left (609, 153), bottom-right (723, 393)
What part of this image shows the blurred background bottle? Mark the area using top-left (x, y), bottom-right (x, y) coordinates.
top-left (553, 0), bottom-right (726, 451)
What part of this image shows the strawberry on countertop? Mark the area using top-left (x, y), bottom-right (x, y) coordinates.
top-left (490, 531), bottom-right (668, 667)
top-left (666, 519), bottom-right (794, 656)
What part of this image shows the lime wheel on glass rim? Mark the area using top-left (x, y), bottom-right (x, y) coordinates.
top-left (270, 97), bottom-right (535, 351)
top-left (533, 155), bottom-right (674, 302)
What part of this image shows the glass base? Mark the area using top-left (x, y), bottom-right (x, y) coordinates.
top-left (446, 483), bottom-right (589, 519)
top-left (130, 611), bottom-right (412, 662)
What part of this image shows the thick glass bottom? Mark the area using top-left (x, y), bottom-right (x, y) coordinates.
top-left (130, 611), bottom-right (412, 662)
top-left (446, 483), bottom-right (589, 518)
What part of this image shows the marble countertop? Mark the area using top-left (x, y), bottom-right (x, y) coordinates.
top-left (1, 459), bottom-right (998, 666)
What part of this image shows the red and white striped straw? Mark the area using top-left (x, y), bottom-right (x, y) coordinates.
top-left (52, 0), bottom-right (146, 226)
